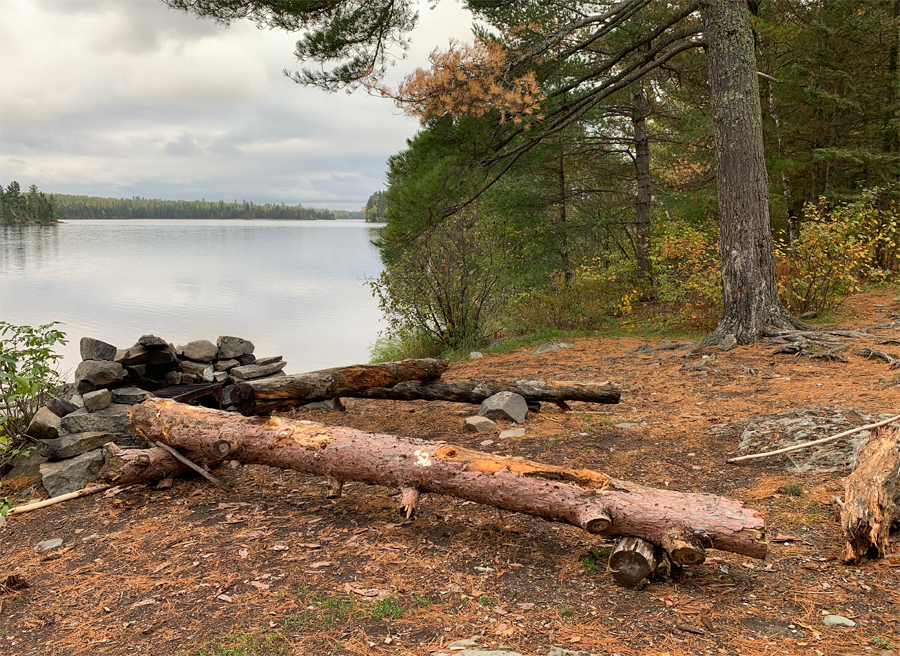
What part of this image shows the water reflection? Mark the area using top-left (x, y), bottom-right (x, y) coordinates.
top-left (0, 220), bottom-right (385, 376)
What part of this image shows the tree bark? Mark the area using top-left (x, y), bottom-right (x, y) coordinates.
top-left (631, 80), bottom-right (653, 281)
top-left (247, 358), bottom-right (449, 414)
top-left (699, 0), bottom-right (804, 347)
top-left (841, 426), bottom-right (900, 563)
top-left (119, 399), bottom-right (767, 562)
top-left (354, 379), bottom-right (621, 405)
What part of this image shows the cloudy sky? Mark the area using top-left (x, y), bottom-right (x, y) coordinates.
top-left (0, 0), bottom-right (475, 211)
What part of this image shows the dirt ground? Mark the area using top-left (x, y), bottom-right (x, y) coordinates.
top-left (2, 289), bottom-right (899, 656)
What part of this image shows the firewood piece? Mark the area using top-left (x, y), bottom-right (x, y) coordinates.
top-left (128, 399), bottom-right (767, 559)
top-left (102, 442), bottom-right (188, 484)
top-left (5, 484), bottom-right (110, 516)
top-left (353, 379), bottom-right (620, 406)
top-left (247, 358), bottom-right (449, 413)
top-left (662, 532), bottom-right (707, 566)
top-left (399, 486), bottom-right (420, 519)
top-left (227, 383), bottom-right (256, 416)
top-left (609, 536), bottom-right (660, 589)
top-left (153, 441), bottom-right (233, 493)
top-left (326, 477), bottom-right (344, 499)
top-left (841, 426), bottom-right (900, 563)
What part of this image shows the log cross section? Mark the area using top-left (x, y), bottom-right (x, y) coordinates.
top-left (124, 399), bottom-right (767, 560)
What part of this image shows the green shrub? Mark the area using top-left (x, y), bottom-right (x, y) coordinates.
top-left (651, 224), bottom-right (721, 330)
top-left (0, 321), bottom-right (67, 469)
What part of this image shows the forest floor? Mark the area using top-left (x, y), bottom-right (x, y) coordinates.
top-left (1, 288), bottom-right (899, 656)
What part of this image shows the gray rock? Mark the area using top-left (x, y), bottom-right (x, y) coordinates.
top-left (180, 360), bottom-right (210, 377)
top-left (116, 345), bottom-right (148, 365)
top-left (615, 422), bottom-right (640, 429)
top-left (35, 538), bottom-right (64, 552)
top-left (547, 649), bottom-right (589, 656)
top-left (5, 449), bottom-right (48, 482)
top-left (231, 360), bottom-right (288, 380)
top-left (25, 406), bottom-right (61, 439)
top-left (76, 378), bottom-right (96, 395)
top-left (800, 311), bottom-right (817, 320)
top-left (126, 364), bottom-right (146, 379)
top-left (222, 385), bottom-right (236, 406)
top-left (533, 341), bottom-right (573, 355)
top-left (40, 448), bottom-right (105, 497)
top-left (238, 353), bottom-right (257, 365)
top-left (446, 636), bottom-right (483, 650)
top-left (526, 401), bottom-right (541, 413)
top-left (822, 615), bottom-right (856, 628)
top-left (37, 431), bottom-right (115, 460)
top-left (164, 371), bottom-right (182, 385)
top-left (146, 347), bottom-right (177, 365)
top-left (254, 355), bottom-right (283, 366)
top-left (499, 428), bottom-right (526, 439)
top-left (83, 389), bottom-right (111, 412)
top-left (70, 393), bottom-right (84, 409)
top-left (479, 391), bottom-right (528, 424)
top-left (59, 406), bottom-right (145, 448)
top-left (465, 416), bottom-right (497, 433)
top-left (182, 340), bottom-right (219, 363)
top-left (717, 334), bottom-right (738, 352)
top-left (201, 367), bottom-right (215, 382)
top-left (74, 360), bottom-right (127, 388)
top-left (302, 398), bottom-right (345, 411)
top-left (215, 359), bottom-right (240, 371)
top-left (111, 387), bottom-right (151, 405)
top-left (479, 440), bottom-right (494, 446)
top-left (46, 398), bottom-right (79, 418)
top-left (469, 351), bottom-right (484, 359)
top-left (181, 373), bottom-right (197, 385)
top-left (457, 651), bottom-right (521, 656)
top-left (137, 334), bottom-right (168, 349)
top-left (217, 336), bottom-right (255, 360)
top-left (213, 371), bottom-right (228, 383)
top-left (80, 337), bottom-right (117, 362)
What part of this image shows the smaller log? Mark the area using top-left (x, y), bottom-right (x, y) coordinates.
top-left (326, 477), bottom-right (344, 499)
top-left (841, 426), bottom-right (900, 563)
top-left (609, 536), bottom-right (660, 589)
top-left (399, 486), bottom-right (420, 519)
top-left (355, 378), bottom-right (621, 406)
top-left (154, 441), bottom-right (232, 493)
top-left (662, 531), bottom-right (707, 566)
top-left (102, 443), bottom-right (188, 485)
top-left (228, 383), bottom-right (256, 416)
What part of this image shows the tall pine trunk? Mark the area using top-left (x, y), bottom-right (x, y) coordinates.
top-left (631, 81), bottom-right (652, 281)
top-left (700, 0), bottom-right (803, 346)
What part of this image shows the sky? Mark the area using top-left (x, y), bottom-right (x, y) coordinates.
top-left (0, 0), bottom-right (475, 211)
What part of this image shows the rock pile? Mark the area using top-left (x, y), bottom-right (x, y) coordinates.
top-left (15, 333), bottom-right (286, 497)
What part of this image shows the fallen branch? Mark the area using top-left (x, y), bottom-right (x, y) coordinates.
top-left (119, 399), bottom-right (767, 563)
top-left (5, 484), bottom-right (111, 516)
top-left (154, 440), bottom-right (233, 493)
top-left (727, 414), bottom-right (900, 463)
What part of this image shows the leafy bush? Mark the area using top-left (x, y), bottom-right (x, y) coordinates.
top-left (0, 321), bottom-right (67, 469)
top-left (651, 224), bottom-right (721, 330)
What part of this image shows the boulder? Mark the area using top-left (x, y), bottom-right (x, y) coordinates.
top-left (5, 449), bottom-right (48, 483)
top-left (164, 371), bottom-right (182, 385)
top-left (116, 345), bottom-right (148, 365)
top-left (479, 391), bottom-right (528, 424)
top-left (182, 340), bottom-right (218, 363)
top-left (39, 449), bottom-right (105, 497)
top-left (46, 398), bottom-right (79, 418)
top-left (59, 406), bottom-right (145, 448)
top-left (533, 341), bottom-right (573, 355)
top-left (111, 387), bottom-right (151, 405)
top-left (25, 406), bottom-right (61, 440)
top-left (74, 360), bottom-right (127, 388)
top-left (254, 355), bottom-right (283, 366)
top-left (231, 360), bottom-right (287, 380)
top-left (83, 389), bottom-right (111, 412)
top-left (126, 364), bottom-right (147, 379)
top-left (217, 336), bottom-right (255, 360)
top-left (146, 348), bottom-right (177, 365)
top-left (36, 431), bottom-right (115, 460)
top-left (215, 359), bottom-right (240, 372)
top-left (179, 360), bottom-right (209, 377)
top-left (137, 334), bottom-right (168, 349)
top-left (238, 354), bottom-right (257, 366)
top-left (465, 416), bottom-right (497, 433)
top-left (80, 337), bottom-right (117, 362)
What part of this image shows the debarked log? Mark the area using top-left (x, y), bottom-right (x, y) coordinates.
top-left (352, 379), bottom-right (621, 406)
top-left (122, 399), bottom-right (766, 561)
top-left (247, 358), bottom-right (449, 414)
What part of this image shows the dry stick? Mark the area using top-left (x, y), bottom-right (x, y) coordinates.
top-left (154, 440), bottom-right (233, 492)
top-left (728, 414), bottom-right (900, 463)
top-left (6, 484), bottom-right (111, 516)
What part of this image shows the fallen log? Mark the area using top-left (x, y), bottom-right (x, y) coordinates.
top-left (841, 426), bottom-right (900, 563)
top-left (247, 358), bottom-right (449, 414)
top-left (117, 399), bottom-right (766, 563)
top-left (352, 379), bottom-right (621, 406)
top-left (609, 536), bottom-right (661, 589)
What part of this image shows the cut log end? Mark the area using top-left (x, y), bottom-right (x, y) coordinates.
top-left (609, 536), bottom-right (660, 589)
top-left (400, 486), bottom-right (420, 519)
top-left (662, 532), bottom-right (707, 566)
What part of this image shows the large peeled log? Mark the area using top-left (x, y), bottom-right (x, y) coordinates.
top-left (354, 379), bottom-right (621, 406)
top-left (125, 399), bottom-right (766, 560)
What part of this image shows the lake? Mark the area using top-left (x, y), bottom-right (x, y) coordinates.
top-left (0, 219), bottom-right (386, 378)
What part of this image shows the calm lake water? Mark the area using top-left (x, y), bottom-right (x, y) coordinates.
top-left (0, 219), bottom-right (385, 378)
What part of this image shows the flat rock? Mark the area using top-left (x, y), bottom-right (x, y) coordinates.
top-left (615, 422), bottom-right (640, 429)
top-left (533, 341), bottom-right (573, 355)
top-left (215, 359), bottom-right (240, 371)
top-left (213, 371), bottom-right (228, 383)
top-left (457, 651), bottom-right (521, 656)
top-left (254, 355), bottom-right (283, 366)
top-left (217, 336), bottom-right (255, 360)
top-left (231, 360), bottom-right (287, 380)
top-left (37, 431), bottom-right (115, 460)
top-left (83, 389), bottom-right (111, 412)
top-left (446, 636), bottom-right (483, 650)
top-left (238, 354), bottom-right (257, 366)
top-left (59, 406), bottom-right (146, 448)
top-left (479, 440), bottom-right (494, 446)
top-left (137, 334), bottom-right (168, 349)
top-left (74, 360), bottom-right (127, 387)
top-left (479, 391), bottom-right (528, 424)
top-left (823, 615), bottom-right (856, 628)
top-left (182, 340), bottom-right (219, 363)
top-left (302, 398), bottom-right (345, 412)
top-left (111, 387), bottom-right (151, 405)
top-left (5, 449), bottom-right (48, 482)
top-left (469, 351), bottom-right (484, 359)
top-left (25, 406), bottom-right (61, 440)
top-left (46, 398), bottom-right (79, 418)
top-left (547, 649), bottom-right (590, 656)
top-left (35, 538), bottom-right (64, 552)
top-left (80, 336), bottom-right (117, 361)
top-left (465, 416), bottom-right (497, 433)
top-left (180, 360), bottom-right (210, 377)
top-left (40, 448), bottom-right (105, 497)
top-left (116, 345), bottom-right (148, 365)
top-left (499, 428), bottom-right (526, 439)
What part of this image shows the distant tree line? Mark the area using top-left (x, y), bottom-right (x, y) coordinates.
top-left (364, 191), bottom-right (387, 222)
top-left (50, 194), bottom-right (364, 221)
top-left (1, 182), bottom-right (59, 224)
